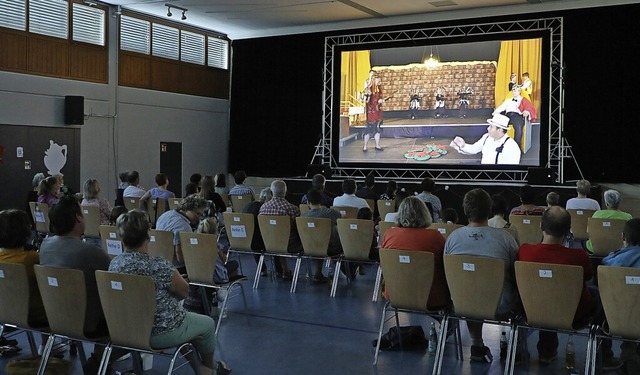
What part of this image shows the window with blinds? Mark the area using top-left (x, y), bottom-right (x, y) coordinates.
top-left (72, 3), bottom-right (105, 46)
top-left (152, 23), bottom-right (179, 60)
top-left (120, 15), bottom-right (150, 54)
top-left (29, 0), bottom-right (68, 39)
top-left (0, 0), bottom-right (26, 31)
top-left (181, 30), bottom-right (205, 65)
top-left (208, 36), bottom-right (229, 70)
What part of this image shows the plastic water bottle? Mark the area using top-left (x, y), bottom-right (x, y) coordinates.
top-left (428, 322), bottom-right (438, 354)
top-left (565, 335), bottom-right (576, 370)
top-left (499, 331), bottom-right (508, 361)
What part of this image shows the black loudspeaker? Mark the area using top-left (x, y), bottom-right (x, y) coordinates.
top-left (527, 167), bottom-right (556, 185)
top-left (64, 95), bottom-right (84, 125)
top-left (307, 164), bottom-right (332, 179)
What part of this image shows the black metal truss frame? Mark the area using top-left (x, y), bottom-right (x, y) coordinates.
top-left (319, 17), bottom-right (564, 183)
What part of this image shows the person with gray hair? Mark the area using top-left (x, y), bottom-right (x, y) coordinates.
top-left (81, 178), bottom-right (112, 225)
top-left (300, 173), bottom-right (334, 207)
top-left (243, 187), bottom-right (276, 277)
top-left (381, 196), bottom-right (450, 309)
top-left (566, 179), bottom-right (600, 210)
top-left (586, 189), bottom-right (633, 253)
top-left (258, 180), bottom-right (302, 280)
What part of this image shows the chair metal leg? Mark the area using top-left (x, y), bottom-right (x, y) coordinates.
top-left (290, 256), bottom-right (302, 293)
top-left (36, 334), bottom-right (55, 375)
top-left (373, 302), bottom-right (390, 365)
top-left (131, 351), bottom-right (144, 374)
top-left (254, 254), bottom-right (265, 289)
top-left (433, 315), bottom-right (450, 375)
top-left (97, 345), bottom-right (113, 375)
top-left (506, 324), bottom-right (520, 375)
top-left (372, 264), bottom-right (383, 302)
top-left (331, 259), bottom-right (342, 297)
top-left (587, 325), bottom-right (598, 375)
top-left (26, 330), bottom-right (38, 357)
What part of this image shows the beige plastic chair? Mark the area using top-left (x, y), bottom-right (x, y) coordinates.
top-left (508, 215), bottom-right (543, 246)
top-left (429, 223), bottom-right (463, 240)
top-left (167, 198), bottom-right (183, 210)
top-left (123, 196), bottom-right (142, 211)
top-left (334, 218), bottom-right (382, 301)
top-left (589, 266), bottom-right (640, 374)
top-left (29, 201), bottom-right (51, 236)
top-left (81, 205), bottom-right (102, 238)
top-left (148, 197), bottom-right (168, 227)
top-left (257, 214), bottom-right (301, 292)
top-left (567, 209), bottom-right (597, 241)
top-left (34, 265), bottom-right (108, 374)
top-left (0, 262), bottom-right (44, 360)
top-left (230, 194), bottom-right (253, 213)
top-left (377, 200), bottom-right (395, 221)
top-left (378, 221), bottom-right (395, 245)
top-left (148, 229), bottom-right (175, 262)
top-left (299, 203), bottom-right (310, 214)
top-left (513, 261), bottom-right (595, 373)
top-left (95, 271), bottom-right (196, 374)
top-left (373, 249), bottom-right (459, 369)
top-left (223, 212), bottom-right (260, 288)
top-left (99, 225), bottom-right (123, 257)
top-left (331, 206), bottom-right (359, 219)
top-left (587, 218), bottom-right (626, 256)
top-left (219, 193), bottom-right (230, 207)
top-left (296, 217), bottom-right (339, 292)
top-left (365, 199), bottom-right (375, 213)
top-left (179, 232), bottom-right (247, 335)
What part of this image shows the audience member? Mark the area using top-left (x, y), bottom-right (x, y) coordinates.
top-left (510, 185), bottom-right (545, 215)
top-left (566, 179), bottom-right (600, 210)
top-left (199, 175), bottom-right (227, 216)
top-left (54, 173), bottom-right (74, 196)
top-left (333, 179), bottom-right (369, 209)
top-left (118, 170), bottom-right (130, 189)
top-left (586, 189), bottom-right (633, 253)
top-left (189, 173), bottom-right (203, 192)
top-left (109, 206), bottom-right (128, 225)
top-left (242, 187), bottom-right (274, 276)
top-left (81, 178), bottom-right (112, 225)
top-left (196, 217), bottom-right (239, 283)
top-left (228, 170), bottom-right (255, 197)
top-left (28, 172), bottom-right (45, 203)
top-left (379, 181), bottom-right (397, 201)
top-left (214, 173), bottom-right (229, 195)
top-left (356, 174), bottom-right (379, 201)
top-left (444, 188), bottom-right (519, 362)
top-left (300, 174), bottom-right (334, 207)
top-left (140, 173), bottom-right (176, 206)
top-left (384, 190), bottom-right (410, 223)
top-left (382, 196), bottom-right (450, 309)
top-left (122, 171), bottom-right (146, 198)
top-left (488, 193), bottom-right (510, 229)
top-left (37, 176), bottom-right (60, 206)
top-left (110, 210), bottom-right (228, 375)
top-left (546, 191), bottom-right (560, 207)
top-left (416, 177), bottom-right (443, 223)
top-left (185, 182), bottom-right (199, 197)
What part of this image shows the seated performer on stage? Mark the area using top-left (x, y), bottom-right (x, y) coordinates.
top-left (493, 85), bottom-right (536, 150)
top-left (457, 86), bottom-right (473, 119)
top-left (434, 86), bottom-right (447, 118)
top-left (508, 73), bottom-right (517, 92)
top-left (450, 114), bottom-right (521, 165)
top-left (409, 90), bottom-right (422, 120)
top-left (521, 72), bottom-right (533, 101)
top-left (363, 69), bottom-right (384, 151)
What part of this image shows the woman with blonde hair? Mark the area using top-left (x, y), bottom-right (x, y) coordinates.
top-left (81, 178), bottom-right (112, 225)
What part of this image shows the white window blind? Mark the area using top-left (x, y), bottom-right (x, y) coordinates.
top-left (0, 0), bottom-right (26, 31)
top-left (120, 16), bottom-right (150, 54)
top-left (152, 23), bottom-right (179, 60)
top-left (181, 30), bottom-right (205, 65)
top-left (29, 0), bottom-right (68, 39)
top-left (207, 36), bottom-right (229, 70)
top-left (72, 3), bottom-right (105, 46)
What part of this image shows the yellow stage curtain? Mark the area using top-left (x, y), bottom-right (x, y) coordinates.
top-left (494, 39), bottom-right (542, 116)
top-left (340, 50), bottom-right (371, 106)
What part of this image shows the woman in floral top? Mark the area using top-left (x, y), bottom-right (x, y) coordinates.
top-left (81, 179), bottom-right (112, 225)
top-left (109, 209), bottom-right (228, 375)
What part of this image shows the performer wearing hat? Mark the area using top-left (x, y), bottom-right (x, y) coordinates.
top-left (450, 113), bottom-right (522, 165)
top-left (493, 85), bottom-right (536, 149)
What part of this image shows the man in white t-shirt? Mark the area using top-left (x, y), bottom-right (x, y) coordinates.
top-left (122, 170), bottom-right (146, 198)
top-left (333, 179), bottom-right (369, 209)
top-left (565, 179), bottom-right (601, 210)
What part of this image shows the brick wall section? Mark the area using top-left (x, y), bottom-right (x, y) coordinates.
top-left (375, 61), bottom-right (497, 111)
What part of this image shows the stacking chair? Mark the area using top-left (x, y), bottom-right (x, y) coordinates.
top-left (334, 218), bottom-right (382, 301)
top-left (99, 225), bottom-right (123, 256)
top-left (148, 229), bottom-right (175, 262)
top-left (439, 255), bottom-right (516, 375)
top-left (299, 203), bottom-right (310, 214)
top-left (295, 217), bottom-right (339, 292)
top-left (508, 215), bottom-right (543, 246)
top-left (123, 196), bottom-right (142, 211)
top-left (29, 201), bottom-right (51, 238)
top-left (95, 271), bottom-right (196, 374)
top-left (377, 200), bottom-right (395, 221)
top-left (429, 223), bottom-right (463, 240)
top-left (331, 206), bottom-right (359, 219)
top-left (378, 221), bottom-right (395, 244)
top-left (179, 232), bottom-right (248, 335)
top-left (365, 199), bottom-right (375, 213)
top-left (219, 193), bottom-right (230, 207)
top-left (373, 249), bottom-right (460, 369)
top-left (568, 209), bottom-right (597, 241)
top-left (587, 218), bottom-right (625, 256)
top-left (230, 194), bottom-right (253, 213)
top-left (257, 214), bottom-right (301, 292)
top-left (223, 212), bottom-right (260, 288)
top-left (148, 197), bottom-right (168, 227)
top-left (512, 261), bottom-right (595, 374)
top-left (167, 198), bottom-right (183, 210)
top-left (82, 205), bottom-right (102, 239)
top-left (0, 262), bottom-right (44, 360)
top-left (34, 266), bottom-right (108, 375)
top-left (589, 266), bottom-right (640, 374)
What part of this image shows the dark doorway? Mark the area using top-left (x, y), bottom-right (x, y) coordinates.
top-left (160, 142), bottom-right (182, 197)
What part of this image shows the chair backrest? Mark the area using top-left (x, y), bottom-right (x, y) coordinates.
top-left (223, 212), bottom-right (255, 252)
top-left (95, 271), bottom-right (156, 350)
top-left (99, 225), bottom-right (123, 256)
top-left (365, 199), bottom-right (375, 213)
top-left (296, 217), bottom-right (332, 257)
top-left (123, 196), bottom-right (141, 211)
top-left (377, 200), bottom-right (395, 221)
top-left (429, 223), bottom-right (463, 240)
top-left (444, 255), bottom-right (505, 320)
top-left (219, 193), bottom-right (230, 207)
top-left (378, 221), bottom-right (395, 244)
top-left (30, 201), bottom-right (50, 234)
top-left (508, 215), bottom-right (543, 246)
top-left (81, 205), bottom-right (101, 238)
top-left (379, 248), bottom-right (434, 311)
top-left (147, 197), bottom-right (168, 227)
top-left (337, 218), bottom-right (374, 261)
top-left (147, 229), bottom-right (175, 262)
top-left (179, 232), bottom-right (218, 285)
top-left (514, 261), bottom-right (583, 330)
top-left (257, 215), bottom-right (291, 254)
top-left (587, 218), bottom-right (626, 256)
top-left (34, 265), bottom-right (88, 339)
top-left (230, 194), bottom-right (253, 213)
top-left (167, 198), bottom-right (183, 210)
top-left (331, 206), bottom-right (359, 219)
top-left (567, 209), bottom-right (597, 240)
top-left (598, 266), bottom-right (640, 339)
top-left (299, 204), bottom-right (310, 214)
top-left (0, 262), bottom-right (32, 328)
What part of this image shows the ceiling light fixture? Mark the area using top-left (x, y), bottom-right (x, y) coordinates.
top-left (166, 4), bottom-right (188, 20)
top-left (424, 45), bottom-right (440, 69)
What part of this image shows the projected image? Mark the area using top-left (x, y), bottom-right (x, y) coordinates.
top-left (337, 38), bottom-right (543, 166)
